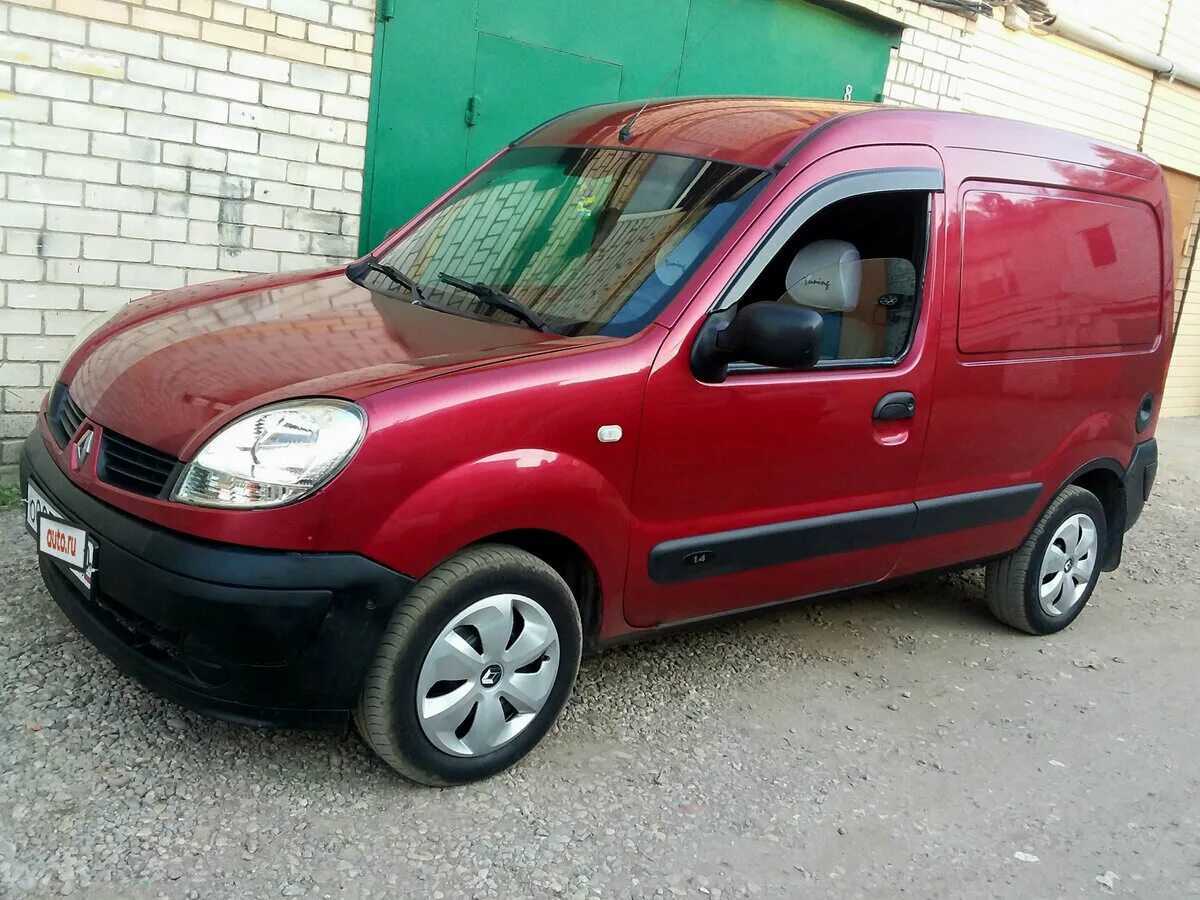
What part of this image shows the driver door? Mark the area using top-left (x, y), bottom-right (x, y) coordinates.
top-left (623, 148), bottom-right (945, 628)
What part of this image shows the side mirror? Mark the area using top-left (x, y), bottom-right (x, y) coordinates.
top-left (691, 302), bottom-right (824, 384)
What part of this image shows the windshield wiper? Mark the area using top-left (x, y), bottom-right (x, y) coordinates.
top-left (346, 254), bottom-right (429, 305)
top-left (438, 272), bottom-right (554, 333)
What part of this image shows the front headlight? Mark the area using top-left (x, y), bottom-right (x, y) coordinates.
top-left (172, 400), bottom-right (366, 508)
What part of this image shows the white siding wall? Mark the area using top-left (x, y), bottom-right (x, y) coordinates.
top-left (1144, 81), bottom-right (1200, 176)
top-left (1160, 0), bottom-right (1200, 60)
top-left (1164, 196), bottom-right (1200, 417)
top-left (1143, 0), bottom-right (1200, 178)
top-left (959, 14), bottom-right (1155, 148)
top-left (1058, 0), bottom-right (1170, 54)
top-left (1155, 0), bottom-right (1200, 415)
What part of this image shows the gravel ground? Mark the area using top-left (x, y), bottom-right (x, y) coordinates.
top-left (2, 419), bottom-right (1199, 899)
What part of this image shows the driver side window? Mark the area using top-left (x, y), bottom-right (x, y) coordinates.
top-left (740, 191), bottom-right (930, 365)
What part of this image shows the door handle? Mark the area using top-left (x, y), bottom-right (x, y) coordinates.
top-left (873, 391), bottom-right (915, 421)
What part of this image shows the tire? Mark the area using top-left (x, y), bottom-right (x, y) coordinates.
top-left (985, 485), bottom-right (1107, 635)
top-left (354, 544), bottom-right (582, 785)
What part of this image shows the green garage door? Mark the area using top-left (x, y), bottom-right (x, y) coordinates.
top-left (464, 34), bottom-right (624, 171)
top-left (360, 0), bottom-right (899, 250)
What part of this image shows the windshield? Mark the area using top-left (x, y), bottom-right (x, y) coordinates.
top-left (371, 147), bottom-right (767, 337)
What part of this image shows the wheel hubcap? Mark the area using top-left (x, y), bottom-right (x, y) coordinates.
top-left (1038, 513), bottom-right (1098, 617)
top-left (416, 594), bottom-right (560, 757)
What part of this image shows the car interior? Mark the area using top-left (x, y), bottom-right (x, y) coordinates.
top-left (740, 191), bottom-right (931, 363)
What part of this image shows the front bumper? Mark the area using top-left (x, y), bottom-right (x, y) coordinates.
top-left (19, 430), bottom-right (415, 730)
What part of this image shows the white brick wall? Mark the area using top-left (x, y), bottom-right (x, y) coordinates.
top-left (842, 0), bottom-right (971, 109)
top-left (0, 0), bottom-right (374, 481)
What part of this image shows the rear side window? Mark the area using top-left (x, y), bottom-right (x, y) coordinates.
top-left (958, 188), bottom-right (1162, 354)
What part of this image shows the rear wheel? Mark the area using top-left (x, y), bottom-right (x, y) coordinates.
top-left (354, 544), bottom-right (582, 785)
top-left (985, 485), bottom-right (1107, 635)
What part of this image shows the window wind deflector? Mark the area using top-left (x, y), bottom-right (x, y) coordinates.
top-left (437, 272), bottom-right (555, 333)
top-left (346, 254), bottom-right (429, 305)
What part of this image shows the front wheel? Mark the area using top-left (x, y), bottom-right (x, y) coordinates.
top-left (354, 544), bottom-right (582, 785)
top-left (985, 484), bottom-right (1107, 635)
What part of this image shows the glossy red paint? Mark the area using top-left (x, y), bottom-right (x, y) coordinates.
top-left (517, 96), bottom-right (864, 168)
top-left (957, 189), bottom-right (1161, 353)
top-left (40, 100), bottom-right (1173, 647)
top-left (68, 270), bottom-right (574, 457)
top-left (622, 143), bottom-right (946, 627)
top-left (887, 138), bottom-right (1171, 579)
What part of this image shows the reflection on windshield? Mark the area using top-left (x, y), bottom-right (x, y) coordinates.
top-left (374, 147), bottom-right (766, 337)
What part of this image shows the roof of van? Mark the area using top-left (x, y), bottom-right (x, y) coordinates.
top-left (515, 96), bottom-right (1160, 180)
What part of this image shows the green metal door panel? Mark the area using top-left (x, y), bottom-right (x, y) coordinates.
top-left (464, 34), bottom-right (624, 171)
top-left (361, 0), bottom-right (901, 250)
top-left (676, 0), bottom-right (896, 101)
top-left (475, 0), bottom-right (692, 99)
top-left (360, 0), bottom-right (479, 250)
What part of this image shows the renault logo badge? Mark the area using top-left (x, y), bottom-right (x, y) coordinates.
top-left (72, 428), bottom-right (94, 471)
top-left (479, 663), bottom-right (503, 688)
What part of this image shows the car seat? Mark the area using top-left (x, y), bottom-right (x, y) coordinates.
top-left (784, 240), bottom-right (872, 360)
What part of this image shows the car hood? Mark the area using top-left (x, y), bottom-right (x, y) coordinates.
top-left (68, 269), bottom-right (576, 457)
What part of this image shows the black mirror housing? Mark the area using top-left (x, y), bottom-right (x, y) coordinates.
top-left (692, 302), bottom-right (824, 383)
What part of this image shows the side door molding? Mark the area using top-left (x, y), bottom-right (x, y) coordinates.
top-left (648, 482), bottom-right (1041, 584)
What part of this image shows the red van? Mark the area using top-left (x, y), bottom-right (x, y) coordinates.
top-left (21, 99), bottom-right (1168, 784)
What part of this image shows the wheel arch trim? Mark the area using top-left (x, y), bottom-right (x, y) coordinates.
top-left (1045, 456), bottom-right (1127, 571)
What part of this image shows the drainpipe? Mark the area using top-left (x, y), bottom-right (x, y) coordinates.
top-left (1037, 7), bottom-right (1200, 92)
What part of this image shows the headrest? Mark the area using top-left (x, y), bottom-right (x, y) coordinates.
top-left (785, 240), bottom-right (861, 312)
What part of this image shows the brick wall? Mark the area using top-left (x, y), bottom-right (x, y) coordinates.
top-left (0, 0), bottom-right (373, 483)
top-left (843, 0), bottom-right (970, 109)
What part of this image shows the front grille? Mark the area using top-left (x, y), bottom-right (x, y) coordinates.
top-left (98, 430), bottom-right (179, 498)
top-left (46, 382), bottom-right (180, 497)
top-left (47, 383), bottom-right (86, 447)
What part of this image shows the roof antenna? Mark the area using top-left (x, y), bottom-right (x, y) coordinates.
top-left (618, 103), bottom-right (650, 144)
top-left (615, 0), bottom-right (743, 144)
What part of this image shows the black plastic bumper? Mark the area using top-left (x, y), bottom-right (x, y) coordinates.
top-left (19, 431), bottom-right (414, 730)
top-left (1123, 437), bottom-right (1157, 532)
